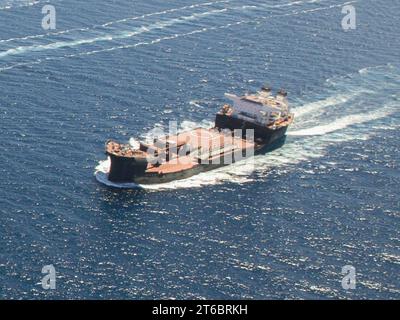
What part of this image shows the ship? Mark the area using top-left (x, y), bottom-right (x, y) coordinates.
top-left (96, 86), bottom-right (294, 186)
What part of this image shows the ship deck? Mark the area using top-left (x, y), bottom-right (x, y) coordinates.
top-left (105, 127), bottom-right (256, 175)
top-left (145, 127), bottom-right (255, 174)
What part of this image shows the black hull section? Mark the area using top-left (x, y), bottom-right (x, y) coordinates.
top-left (107, 153), bottom-right (148, 183)
top-left (215, 113), bottom-right (287, 144)
top-left (106, 127), bottom-right (288, 185)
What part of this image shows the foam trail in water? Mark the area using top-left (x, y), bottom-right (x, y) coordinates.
top-left (0, 0), bottom-right (58, 11)
top-left (66, 3), bottom-right (355, 59)
top-left (289, 108), bottom-right (395, 136)
top-left (0, 0), bottom-right (335, 57)
top-left (102, 0), bottom-right (231, 27)
top-left (189, 100), bottom-right (207, 108)
top-left (0, 26), bottom-right (92, 44)
top-left (0, 1), bottom-right (361, 76)
top-left (0, 8), bottom-right (229, 58)
top-left (0, 0), bottom-right (314, 43)
top-left (293, 93), bottom-right (357, 118)
top-left (0, 0), bottom-right (231, 43)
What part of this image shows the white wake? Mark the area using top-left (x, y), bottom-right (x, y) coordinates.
top-left (289, 108), bottom-right (394, 136)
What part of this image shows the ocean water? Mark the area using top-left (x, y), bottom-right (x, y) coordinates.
top-left (0, 0), bottom-right (399, 299)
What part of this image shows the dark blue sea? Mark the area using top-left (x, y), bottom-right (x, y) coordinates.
top-left (0, 0), bottom-right (399, 299)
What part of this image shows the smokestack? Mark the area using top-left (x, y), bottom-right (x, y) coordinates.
top-left (277, 88), bottom-right (287, 97)
top-left (260, 84), bottom-right (271, 97)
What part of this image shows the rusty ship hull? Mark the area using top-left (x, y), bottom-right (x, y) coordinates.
top-left (97, 86), bottom-right (294, 187)
top-left (105, 126), bottom-right (288, 185)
